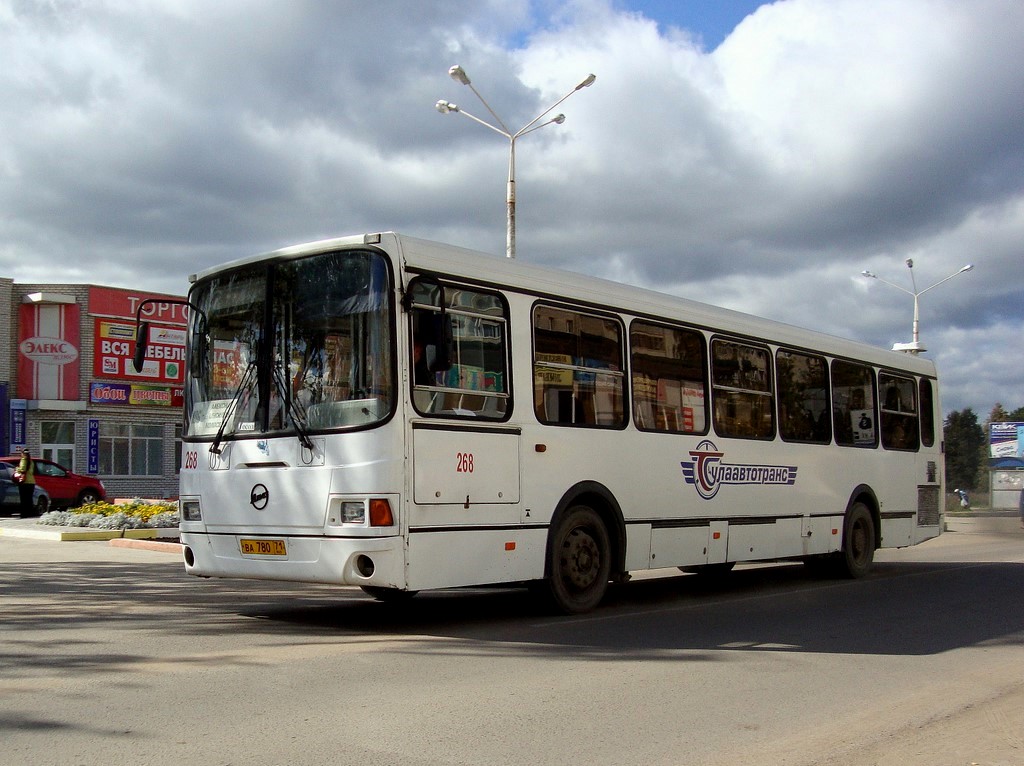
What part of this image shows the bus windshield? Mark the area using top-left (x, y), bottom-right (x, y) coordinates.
top-left (186, 249), bottom-right (393, 440)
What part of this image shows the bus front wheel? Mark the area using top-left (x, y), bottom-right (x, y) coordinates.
top-left (360, 586), bottom-right (418, 602)
top-left (542, 505), bottom-right (612, 614)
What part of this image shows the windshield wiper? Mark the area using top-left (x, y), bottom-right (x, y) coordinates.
top-left (209, 359), bottom-right (259, 454)
top-left (272, 361), bottom-right (315, 451)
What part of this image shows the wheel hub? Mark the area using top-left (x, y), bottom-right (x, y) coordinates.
top-left (564, 528), bottom-right (600, 589)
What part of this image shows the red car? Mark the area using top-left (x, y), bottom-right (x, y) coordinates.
top-left (1, 457), bottom-right (106, 509)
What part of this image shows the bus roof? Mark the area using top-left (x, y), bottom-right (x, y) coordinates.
top-left (190, 231), bottom-right (938, 377)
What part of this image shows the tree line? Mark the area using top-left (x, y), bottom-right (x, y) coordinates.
top-left (944, 403), bottom-right (1024, 492)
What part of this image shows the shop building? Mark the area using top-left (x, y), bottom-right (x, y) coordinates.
top-left (1, 278), bottom-right (187, 500)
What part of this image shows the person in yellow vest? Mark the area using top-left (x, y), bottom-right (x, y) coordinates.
top-left (15, 448), bottom-right (36, 517)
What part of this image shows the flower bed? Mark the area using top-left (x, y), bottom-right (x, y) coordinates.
top-left (38, 499), bottom-right (179, 529)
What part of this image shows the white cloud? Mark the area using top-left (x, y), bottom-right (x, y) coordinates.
top-left (1, 0), bottom-right (1021, 416)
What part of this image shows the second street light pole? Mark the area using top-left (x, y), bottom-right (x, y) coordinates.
top-left (861, 259), bottom-right (974, 353)
top-left (436, 65), bottom-right (595, 259)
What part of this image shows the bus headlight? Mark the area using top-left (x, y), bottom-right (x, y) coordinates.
top-left (181, 499), bottom-right (202, 521)
top-left (341, 501), bottom-right (365, 525)
top-left (332, 498), bottom-right (394, 527)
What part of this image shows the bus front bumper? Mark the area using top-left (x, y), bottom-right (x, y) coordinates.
top-left (180, 531), bottom-right (406, 589)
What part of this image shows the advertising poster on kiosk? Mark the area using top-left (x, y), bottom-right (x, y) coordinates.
top-left (989, 421), bottom-right (1024, 510)
top-left (88, 286), bottom-right (186, 406)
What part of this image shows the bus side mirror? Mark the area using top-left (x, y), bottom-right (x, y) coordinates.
top-left (132, 297), bottom-right (209, 378)
top-left (190, 330), bottom-right (209, 379)
top-left (426, 314), bottom-right (453, 373)
top-left (132, 322), bottom-right (150, 373)
top-left (407, 279), bottom-right (454, 374)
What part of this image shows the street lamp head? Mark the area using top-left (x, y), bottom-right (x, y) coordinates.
top-left (435, 65), bottom-right (595, 260)
top-left (860, 258), bottom-right (976, 353)
top-left (449, 65), bottom-right (471, 86)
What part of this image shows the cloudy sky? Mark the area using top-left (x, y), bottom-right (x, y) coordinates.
top-left (2, 0), bottom-right (1021, 418)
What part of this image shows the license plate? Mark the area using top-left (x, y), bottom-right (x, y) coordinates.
top-left (239, 538), bottom-right (287, 556)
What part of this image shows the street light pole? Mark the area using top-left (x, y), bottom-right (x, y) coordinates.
top-left (436, 66), bottom-right (595, 259)
top-left (861, 259), bottom-right (974, 353)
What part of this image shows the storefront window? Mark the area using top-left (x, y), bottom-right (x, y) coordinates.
top-left (41, 421), bottom-right (76, 470)
top-left (99, 423), bottom-right (164, 476)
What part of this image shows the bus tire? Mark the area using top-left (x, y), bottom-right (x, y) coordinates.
top-left (542, 505), bottom-right (611, 614)
top-left (360, 586), bottom-right (418, 602)
top-left (837, 502), bottom-right (875, 578)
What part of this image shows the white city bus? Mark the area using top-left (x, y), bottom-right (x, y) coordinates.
top-left (168, 232), bottom-right (943, 613)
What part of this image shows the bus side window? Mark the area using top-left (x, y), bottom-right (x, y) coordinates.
top-left (533, 305), bottom-right (625, 428)
top-left (776, 349), bottom-right (831, 444)
top-left (630, 321), bottom-right (707, 434)
top-left (408, 280), bottom-right (510, 420)
top-left (880, 372), bottom-right (919, 451)
top-left (831, 360), bottom-right (877, 447)
top-left (711, 339), bottom-right (774, 439)
top-left (919, 378), bottom-right (935, 447)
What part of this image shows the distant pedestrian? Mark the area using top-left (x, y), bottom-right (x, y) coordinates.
top-left (15, 448), bottom-right (36, 517)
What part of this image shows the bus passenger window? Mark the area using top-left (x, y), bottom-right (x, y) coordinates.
top-left (407, 280), bottom-right (510, 420)
top-left (776, 349), bottom-right (830, 443)
top-left (880, 372), bottom-right (919, 451)
top-left (831, 360), bottom-right (877, 447)
top-left (534, 305), bottom-right (625, 428)
top-left (919, 378), bottom-right (935, 448)
top-left (630, 321), bottom-right (707, 434)
top-left (711, 339), bottom-right (774, 439)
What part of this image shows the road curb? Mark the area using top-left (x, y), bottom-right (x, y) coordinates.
top-left (944, 516), bottom-right (1023, 534)
top-left (0, 525), bottom-right (179, 542)
top-left (109, 538), bottom-right (184, 554)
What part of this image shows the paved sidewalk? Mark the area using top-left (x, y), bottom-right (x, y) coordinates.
top-left (0, 513), bottom-right (182, 552)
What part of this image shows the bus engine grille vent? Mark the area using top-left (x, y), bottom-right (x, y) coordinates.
top-left (917, 485), bottom-right (941, 526)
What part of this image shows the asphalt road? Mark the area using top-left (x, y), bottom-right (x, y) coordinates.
top-left (2, 524), bottom-right (1022, 766)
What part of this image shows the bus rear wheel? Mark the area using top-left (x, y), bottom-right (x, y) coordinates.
top-left (837, 502), bottom-right (875, 578)
top-left (542, 505), bottom-right (611, 615)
